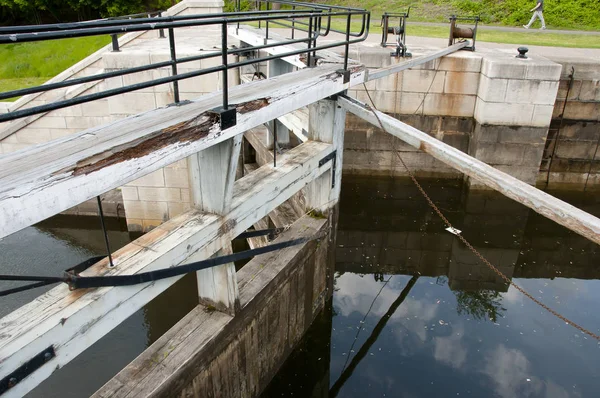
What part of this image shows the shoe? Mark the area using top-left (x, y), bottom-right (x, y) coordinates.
top-left (523, 25), bottom-right (529, 29)
top-left (540, 26), bottom-right (546, 30)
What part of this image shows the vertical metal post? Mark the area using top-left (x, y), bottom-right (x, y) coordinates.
top-left (258, 0), bottom-right (262, 29)
top-left (168, 28), bottom-right (180, 104)
top-left (222, 22), bottom-right (229, 110)
top-left (96, 196), bottom-right (115, 268)
top-left (158, 12), bottom-right (166, 38)
top-left (307, 16), bottom-right (313, 67)
top-left (344, 14), bottom-right (351, 71)
top-left (291, 5), bottom-right (295, 39)
top-left (110, 34), bottom-right (120, 52)
top-left (273, 120), bottom-right (277, 167)
top-left (265, 0), bottom-right (270, 44)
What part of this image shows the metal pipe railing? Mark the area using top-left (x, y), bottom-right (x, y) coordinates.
top-left (0, 1), bottom-right (370, 124)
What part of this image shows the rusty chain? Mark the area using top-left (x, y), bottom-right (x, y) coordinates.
top-left (361, 83), bottom-right (600, 341)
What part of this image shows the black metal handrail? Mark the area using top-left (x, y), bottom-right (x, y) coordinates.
top-left (0, 1), bottom-right (369, 124)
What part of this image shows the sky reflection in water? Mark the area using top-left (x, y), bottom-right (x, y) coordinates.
top-left (263, 176), bottom-right (600, 398)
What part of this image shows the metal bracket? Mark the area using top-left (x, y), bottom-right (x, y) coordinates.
top-left (336, 69), bottom-right (351, 84)
top-left (209, 106), bottom-right (237, 130)
top-left (0, 346), bottom-right (55, 394)
top-left (318, 150), bottom-right (337, 188)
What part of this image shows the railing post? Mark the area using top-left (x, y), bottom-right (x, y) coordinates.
top-left (158, 11), bottom-right (166, 38)
top-left (221, 22), bottom-right (228, 110)
top-left (291, 5), bottom-right (296, 39)
top-left (168, 27), bottom-right (180, 104)
top-left (307, 16), bottom-right (313, 67)
top-left (110, 33), bottom-right (120, 52)
top-left (344, 13), bottom-right (351, 71)
top-left (265, 0), bottom-right (270, 44)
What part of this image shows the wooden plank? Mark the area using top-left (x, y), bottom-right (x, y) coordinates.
top-left (229, 25), bottom-right (348, 69)
top-left (305, 99), bottom-right (347, 212)
top-left (366, 42), bottom-right (469, 82)
top-left (93, 214), bottom-right (326, 397)
top-left (0, 141), bottom-right (333, 398)
top-left (189, 136), bottom-right (242, 315)
top-left (338, 95), bottom-right (600, 246)
top-left (279, 107), bottom-right (308, 143)
top-left (0, 63), bottom-right (366, 239)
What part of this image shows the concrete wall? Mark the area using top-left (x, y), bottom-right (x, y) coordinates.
top-left (540, 57), bottom-right (600, 189)
top-left (93, 214), bottom-right (335, 397)
top-left (0, 0), bottom-right (234, 232)
top-left (342, 46), bottom-right (564, 188)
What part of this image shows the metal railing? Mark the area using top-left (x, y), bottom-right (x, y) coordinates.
top-left (0, 0), bottom-right (369, 125)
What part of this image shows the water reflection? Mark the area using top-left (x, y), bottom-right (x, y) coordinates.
top-left (263, 176), bottom-right (600, 398)
top-left (0, 215), bottom-right (198, 397)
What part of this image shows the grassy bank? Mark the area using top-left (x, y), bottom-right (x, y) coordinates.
top-left (310, 0), bottom-right (600, 31)
top-left (0, 35), bottom-right (111, 101)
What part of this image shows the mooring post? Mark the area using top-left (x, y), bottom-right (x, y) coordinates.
top-left (187, 135), bottom-right (243, 315)
top-left (304, 98), bottom-right (347, 212)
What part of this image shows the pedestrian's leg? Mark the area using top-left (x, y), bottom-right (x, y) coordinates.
top-left (539, 11), bottom-right (546, 29)
top-left (524, 12), bottom-right (537, 28)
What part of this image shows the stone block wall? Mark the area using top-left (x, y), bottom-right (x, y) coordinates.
top-left (344, 47), bottom-right (480, 178)
top-left (540, 56), bottom-right (600, 189)
top-left (343, 46), bottom-right (566, 189)
top-left (469, 51), bottom-right (561, 188)
top-left (0, 0), bottom-right (234, 232)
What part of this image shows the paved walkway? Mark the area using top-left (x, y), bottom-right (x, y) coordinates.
top-left (411, 21), bottom-right (600, 36)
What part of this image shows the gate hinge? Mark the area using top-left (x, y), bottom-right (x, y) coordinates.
top-left (0, 346), bottom-right (55, 394)
top-left (318, 150), bottom-right (337, 188)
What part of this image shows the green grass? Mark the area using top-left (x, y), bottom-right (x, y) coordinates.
top-left (0, 35), bottom-right (111, 101)
top-left (0, 78), bottom-right (50, 102)
top-left (408, 25), bottom-right (600, 49)
top-left (299, 0), bottom-right (600, 31)
top-left (328, 19), bottom-right (600, 49)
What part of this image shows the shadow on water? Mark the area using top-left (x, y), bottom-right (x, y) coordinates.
top-left (0, 215), bottom-right (198, 398)
top-left (262, 176), bottom-right (600, 398)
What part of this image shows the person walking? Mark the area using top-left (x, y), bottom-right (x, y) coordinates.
top-left (523, 0), bottom-right (546, 30)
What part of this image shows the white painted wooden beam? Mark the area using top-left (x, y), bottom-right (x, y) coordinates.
top-left (338, 95), bottom-right (600, 246)
top-left (366, 42), bottom-right (469, 82)
top-left (0, 63), bottom-right (366, 239)
top-left (229, 25), bottom-right (348, 69)
top-left (188, 135), bottom-right (242, 315)
top-left (0, 141), bottom-right (334, 398)
top-left (304, 99), bottom-right (347, 212)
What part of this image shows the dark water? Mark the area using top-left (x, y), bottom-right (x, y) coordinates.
top-left (0, 216), bottom-right (198, 398)
top-left (262, 176), bottom-right (600, 398)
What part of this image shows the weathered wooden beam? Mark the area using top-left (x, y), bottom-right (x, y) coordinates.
top-left (92, 214), bottom-right (327, 398)
top-left (0, 141), bottom-right (334, 398)
top-left (338, 95), bottom-right (600, 246)
top-left (0, 63), bottom-right (366, 239)
top-left (279, 107), bottom-right (308, 143)
top-left (229, 25), bottom-right (348, 69)
top-left (188, 135), bottom-right (242, 315)
top-left (305, 99), bottom-right (347, 212)
top-left (366, 42), bottom-right (468, 82)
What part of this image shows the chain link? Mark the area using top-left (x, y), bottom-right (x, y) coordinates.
top-left (361, 83), bottom-right (600, 341)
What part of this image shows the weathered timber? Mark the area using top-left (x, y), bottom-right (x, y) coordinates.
top-left (339, 95), bottom-right (600, 246)
top-left (229, 25), bottom-right (348, 69)
top-left (366, 42), bottom-right (469, 81)
top-left (0, 63), bottom-right (366, 239)
top-left (0, 141), bottom-right (333, 398)
top-left (189, 135), bottom-right (243, 315)
top-left (305, 99), bottom-right (347, 212)
top-left (93, 214), bottom-right (329, 397)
